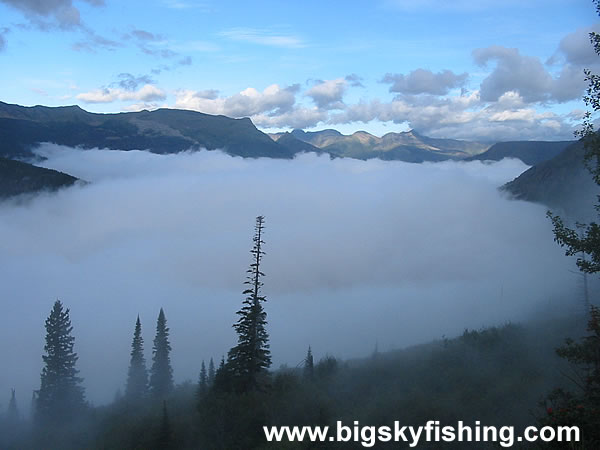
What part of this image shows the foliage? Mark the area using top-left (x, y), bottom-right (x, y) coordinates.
top-left (225, 216), bottom-right (271, 393)
top-left (36, 300), bottom-right (85, 424)
top-left (125, 316), bottom-right (148, 401)
top-left (547, 2), bottom-right (600, 273)
top-left (149, 308), bottom-right (174, 399)
top-left (539, 306), bottom-right (600, 448)
top-left (303, 346), bottom-right (314, 380)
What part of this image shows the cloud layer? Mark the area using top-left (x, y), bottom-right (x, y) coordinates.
top-left (0, 145), bottom-right (578, 407)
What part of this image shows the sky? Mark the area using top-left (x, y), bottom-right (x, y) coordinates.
top-left (0, 146), bottom-right (582, 406)
top-left (0, 0), bottom-right (599, 140)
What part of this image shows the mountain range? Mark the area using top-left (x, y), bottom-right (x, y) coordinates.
top-left (0, 101), bottom-right (586, 203)
top-left (270, 129), bottom-right (490, 162)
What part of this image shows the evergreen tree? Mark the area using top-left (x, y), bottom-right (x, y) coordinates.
top-left (208, 357), bottom-right (215, 386)
top-left (36, 300), bottom-right (85, 422)
top-left (6, 389), bottom-right (18, 423)
top-left (303, 346), bottom-right (314, 380)
top-left (539, 306), bottom-right (600, 447)
top-left (149, 308), bottom-right (173, 398)
top-left (197, 360), bottom-right (207, 398)
top-left (226, 216), bottom-right (271, 392)
top-left (125, 315), bottom-right (148, 400)
top-left (156, 400), bottom-right (173, 450)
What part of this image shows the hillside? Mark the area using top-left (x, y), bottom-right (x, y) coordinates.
top-left (502, 139), bottom-right (599, 220)
top-left (467, 140), bottom-right (573, 165)
top-left (275, 128), bottom-right (491, 161)
top-left (0, 156), bottom-right (79, 198)
top-left (0, 101), bottom-right (294, 159)
top-left (269, 132), bottom-right (324, 155)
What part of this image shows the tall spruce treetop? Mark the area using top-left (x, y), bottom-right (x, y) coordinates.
top-left (149, 308), bottom-right (174, 398)
top-left (208, 357), bottom-right (215, 386)
top-left (227, 215), bottom-right (271, 392)
top-left (37, 300), bottom-right (85, 421)
top-left (125, 315), bottom-right (148, 400)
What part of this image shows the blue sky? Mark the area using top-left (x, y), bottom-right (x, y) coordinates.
top-left (0, 0), bottom-right (598, 140)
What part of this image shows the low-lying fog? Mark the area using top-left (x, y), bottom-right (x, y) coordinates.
top-left (0, 145), bottom-right (579, 409)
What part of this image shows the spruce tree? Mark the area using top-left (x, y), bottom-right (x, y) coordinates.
top-left (303, 346), bottom-right (314, 380)
top-left (6, 389), bottom-right (18, 423)
top-left (197, 360), bottom-right (207, 398)
top-left (125, 315), bottom-right (148, 400)
top-left (37, 300), bottom-right (85, 422)
top-left (149, 308), bottom-right (173, 398)
top-left (208, 357), bottom-right (215, 386)
top-left (226, 216), bottom-right (271, 392)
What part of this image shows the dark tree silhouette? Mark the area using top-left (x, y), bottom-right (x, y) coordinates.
top-left (149, 308), bottom-right (174, 398)
top-left (197, 360), bottom-right (207, 398)
top-left (125, 315), bottom-right (148, 400)
top-left (304, 346), bottom-right (314, 380)
top-left (226, 216), bottom-right (271, 392)
top-left (36, 300), bottom-right (85, 422)
top-left (540, 306), bottom-right (600, 447)
top-left (156, 400), bottom-right (173, 449)
top-left (208, 357), bottom-right (215, 386)
top-left (6, 389), bottom-right (18, 423)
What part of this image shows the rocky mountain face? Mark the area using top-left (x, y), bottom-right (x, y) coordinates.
top-left (270, 129), bottom-right (490, 162)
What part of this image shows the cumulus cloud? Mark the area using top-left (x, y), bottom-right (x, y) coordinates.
top-left (473, 45), bottom-right (587, 103)
top-left (306, 78), bottom-right (347, 109)
top-left (0, 145), bottom-right (576, 406)
top-left (327, 91), bottom-right (575, 141)
top-left (0, 0), bottom-right (103, 29)
top-left (175, 84), bottom-right (299, 117)
top-left (550, 24), bottom-right (600, 66)
top-left (382, 69), bottom-right (468, 95)
top-left (76, 84), bottom-right (166, 103)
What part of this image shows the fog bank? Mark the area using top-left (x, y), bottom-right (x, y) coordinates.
top-left (0, 145), bottom-right (577, 408)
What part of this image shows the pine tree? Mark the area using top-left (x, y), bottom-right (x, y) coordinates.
top-left (36, 300), bottom-right (85, 422)
top-left (303, 346), bottom-right (314, 380)
top-left (226, 216), bottom-right (271, 392)
top-left (197, 360), bottom-right (207, 398)
top-left (125, 315), bottom-right (148, 400)
top-left (149, 308), bottom-right (173, 398)
top-left (208, 357), bottom-right (215, 386)
top-left (6, 389), bottom-right (18, 423)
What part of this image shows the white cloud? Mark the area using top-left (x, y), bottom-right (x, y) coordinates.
top-left (305, 78), bottom-right (347, 109)
top-left (219, 28), bottom-right (306, 48)
top-left (175, 83), bottom-right (298, 117)
top-left (76, 84), bottom-right (166, 103)
top-left (382, 69), bottom-right (468, 95)
top-left (0, 0), bottom-right (103, 28)
top-left (473, 45), bottom-right (588, 103)
top-left (550, 24), bottom-right (600, 66)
